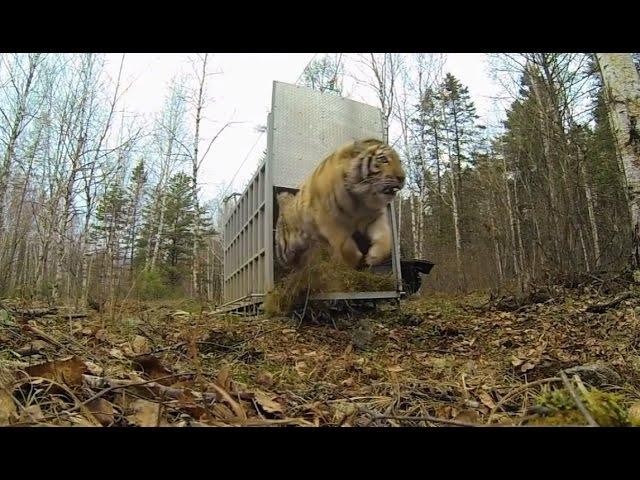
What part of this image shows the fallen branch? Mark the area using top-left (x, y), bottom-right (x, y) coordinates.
top-left (487, 377), bottom-right (563, 424)
top-left (586, 291), bottom-right (635, 313)
top-left (82, 374), bottom-right (213, 403)
top-left (22, 324), bottom-right (68, 350)
top-left (11, 307), bottom-right (58, 317)
top-left (559, 371), bottom-right (599, 427)
top-left (62, 313), bottom-right (89, 319)
top-left (359, 406), bottom-right (479, 427)
top-left (563, 364), bottom-right (622, 387)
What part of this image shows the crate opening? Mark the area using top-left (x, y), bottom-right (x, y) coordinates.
top-left (271, 186), bottom-right (396, 293)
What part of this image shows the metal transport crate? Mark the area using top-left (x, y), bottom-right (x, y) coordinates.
top-left (217, 81), bottom-right (404, 314)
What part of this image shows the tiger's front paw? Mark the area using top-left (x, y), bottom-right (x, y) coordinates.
top-left (364, 250), bottom-right (390, 267)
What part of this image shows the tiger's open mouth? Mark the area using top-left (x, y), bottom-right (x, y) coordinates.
top-left (382, 186), bottom-right (400, 195)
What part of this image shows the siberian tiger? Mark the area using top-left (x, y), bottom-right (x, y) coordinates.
top-left (275, 138), bottom-right (405, 270)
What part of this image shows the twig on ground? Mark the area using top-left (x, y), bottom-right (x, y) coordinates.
top-left (359, 406), bottom-right (479, 427)
top-left (559, 371), bottom-right (599, 427)
top-left (586, 291), bottom-right (635, 313)
top-left (487, 377), bottom-right (563, 424)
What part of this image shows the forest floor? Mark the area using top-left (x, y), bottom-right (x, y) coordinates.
top-left (2, 275), bottom-right (640, 427)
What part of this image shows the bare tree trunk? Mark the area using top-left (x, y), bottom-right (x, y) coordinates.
top-left (410, 195), bottom-right (419, 257)
top-left (1, 125), bottom-right (41, 290)
top-left (190, 55), bottom-right (208, 298)
top-left (502, 156), bottom-right (520, 278)
top-left (596, 53), bottom-right (640, 265)
top-left (150, 193), bottom-right (167, 271)
top-left (512, 174), bottom-right (527, 287)
top-left (579, 158), bottom-right (601, 268)
top-left (489, 211), bottom-right (504, 285)
top-left (52, 135), bottom-right (85, 302)
top-left (528, 69), bottom-right (563, 268)
top-left (0, 54), bottom-right (41, 241)
top-left (579, 226), bottom-right (591, 272)
top-left (448, 153), bottom-right (465, 291)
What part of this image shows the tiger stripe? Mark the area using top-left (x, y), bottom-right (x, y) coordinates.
top-left (274, 138), bottom-right (405, 270)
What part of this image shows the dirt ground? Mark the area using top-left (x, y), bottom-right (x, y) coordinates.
top-left (2, 278), bottom-right (640, 427)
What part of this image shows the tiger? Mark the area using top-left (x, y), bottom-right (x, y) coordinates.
top-left (274, 138), bottom-right (405, 270)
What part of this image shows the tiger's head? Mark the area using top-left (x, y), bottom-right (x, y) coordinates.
top-left (343, 139), bottom-right (405, 210)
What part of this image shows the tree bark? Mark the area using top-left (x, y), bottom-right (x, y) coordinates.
top-left (596, 53), bottom-right (640, 265)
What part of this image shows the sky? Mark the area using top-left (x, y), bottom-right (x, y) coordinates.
top-left (102, 53), bottom-right (503, 202)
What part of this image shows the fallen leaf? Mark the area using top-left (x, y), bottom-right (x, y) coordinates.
top-left (216, 365), bottom-right (232, 391)
top-left (81, 327), bottom-right (94, 336)
top-left (16, 340), bottom-right (49, 356)
top-left (520, 362), bottom-right (536, 373)
top-left (127, 371), bottom-right (146, 383)
top-left (86, 398), bottom-right (116, 426)
top-left (387, 365), bottom-right (405, 373)
top-left (332, 401), bottom-right (357, 425)
top-left (294, 361), bottom-right (307, 376)
top-left (84, 361), bottom-right (103, 376)
top-left (454, 410), bottom-right (479, 424)
top-left (131, 355), bottom-right (172, 382)
top-left (127, 399), bottom-right (160, 427)
top-left (477, 391), bottom-right (496, 409)
top-left (109, 348), bottom-right (125, 360)
top-left (68, 415), bottom-right (97, 427)
top-left (95, 329), bottom-right (108, 341)
top-left (210, 403), bottom-right (235, 420)
top-left (132, 335), bottom-right (151, 355)
top-left (341, 377), bottom-right (354, 387)
top-left (511, 356), bottom-right (524, 367)
top-left (209, 383), bottom-right (247, 419)
top-left (256, 371), bottom-right (274, 387)
top-left (0, 389), bottom-right (17, 425)
top-left (24, 356), bottom-right (87, 387)
top-left (254, 390), bottom-right (283, 415)
top-left (19, 404), bottom-right (44, 423)
top-left (124, 345), bottom-right (139, 358)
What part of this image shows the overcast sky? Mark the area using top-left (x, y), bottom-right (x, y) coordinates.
top-left (102, 53), bottom-right (503, 201)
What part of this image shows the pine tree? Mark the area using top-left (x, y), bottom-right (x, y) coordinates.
top-left (163, 172), bottom-right (196, 281)
top-left (440, 73), bottom-right (480, 182)
top-left (125, 159), bottom-right (147, 273)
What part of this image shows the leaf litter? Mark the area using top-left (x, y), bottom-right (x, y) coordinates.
top-left (1, 279), bottom-right (640, 427)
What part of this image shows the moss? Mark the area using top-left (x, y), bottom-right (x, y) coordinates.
top-left (532, 387), bottom-right (630, 426)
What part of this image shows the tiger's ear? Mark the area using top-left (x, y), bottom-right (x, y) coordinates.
top-left (353, 138), bottom-right (384, 153)
top-left (276, 191), bottom-right (294, 207)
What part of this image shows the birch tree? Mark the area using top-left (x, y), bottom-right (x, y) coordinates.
top-left (596, 53), bottom-right (640, 265)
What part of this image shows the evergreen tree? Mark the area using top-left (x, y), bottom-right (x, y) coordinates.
top-left (126, 159), bottom-right (147, 272)
top-left (163, 172), bottom-right (196, 274)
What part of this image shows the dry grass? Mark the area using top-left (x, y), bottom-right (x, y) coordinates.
top-left (264, 247), bottom-right (395, 316)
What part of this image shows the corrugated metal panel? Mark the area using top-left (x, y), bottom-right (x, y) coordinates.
top-left (270, 82), bottom-right (385, 189)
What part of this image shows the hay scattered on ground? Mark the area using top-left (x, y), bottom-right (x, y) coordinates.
top-left (264, 247), bottom-right (395, 316)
